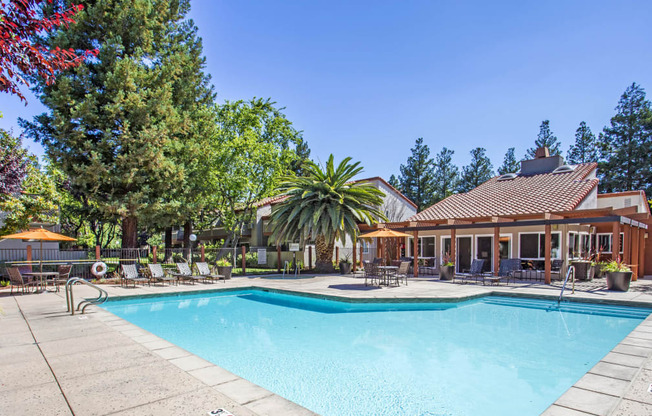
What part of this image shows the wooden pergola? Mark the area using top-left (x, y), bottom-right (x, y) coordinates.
top-left (383, 207), bottom-right (649, 283)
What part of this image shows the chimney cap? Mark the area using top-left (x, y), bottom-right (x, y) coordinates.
top-left (535, 147), bottom-right (550, 159)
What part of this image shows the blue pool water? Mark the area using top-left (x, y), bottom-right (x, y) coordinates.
top-left (103, 290), bottom-right (650, 416)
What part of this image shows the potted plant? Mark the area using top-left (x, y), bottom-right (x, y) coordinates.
top-left (339, 253), bottom-right (352, 275)
top-left (439, 252), bottom-right (455, 281)
top-left (216, 258), bottom-right (233, 279)
top-left (594, 261), bottom-right (609, 278)
top-left (603, 260), bottom-right (632, 292)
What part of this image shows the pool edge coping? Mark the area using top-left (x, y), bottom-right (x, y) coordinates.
top-left (100, 286), bottom-right (652, 416)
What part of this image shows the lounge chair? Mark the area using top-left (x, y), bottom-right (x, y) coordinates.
top-left (169, 262), bottom-right (204, 284)
top-left (121, 264), bottom-right (150, 287)
top-left (147, 263), bottom-right (177, 285)
top-left (454, 259), bottom-right (488, 284)
top-left (195, 262), bottom-right (226, 283)
top-left (6, 267), bottom-right (39, 295)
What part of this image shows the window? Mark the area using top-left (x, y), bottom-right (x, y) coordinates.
top-left (596, 233), bottom-right (624, 254)
top-left (421, 237), bottom-right (435, 257)
top-left (361, 240), bottom-right (370, 254)
top-left (568, 232), bottom-right (580, 258)
top-left (442, 237), bottom-right (452, 263)
top-left (519, 232), bottom-right (561, 259)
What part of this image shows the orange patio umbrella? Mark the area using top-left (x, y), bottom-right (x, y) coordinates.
top-left (1, 227), bottom-right (76, 272)
top-left (358, 228), bottom-right (412, 262)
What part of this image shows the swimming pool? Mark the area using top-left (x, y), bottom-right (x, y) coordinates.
top-left (103, 290), bottom-right (651, 416)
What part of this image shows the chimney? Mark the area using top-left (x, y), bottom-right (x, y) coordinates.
top-left (520, 147), bottom-right (564, 175)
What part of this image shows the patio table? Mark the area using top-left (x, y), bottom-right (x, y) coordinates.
top-left (22, 271), bottom-right (59, 292)
top-left (377, 266), bottom-right (399, 286)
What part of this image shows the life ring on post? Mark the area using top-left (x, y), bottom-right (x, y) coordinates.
top-left (91, 261), bottom-right (108, 278)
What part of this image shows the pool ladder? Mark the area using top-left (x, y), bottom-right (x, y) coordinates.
top-left (282, 261), bottom-right (300, 278)
top-left (557, 265), bottom-right (576, 304)
top-left (65, 277), bottom-right (109, 315)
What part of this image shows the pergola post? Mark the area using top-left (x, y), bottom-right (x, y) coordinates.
top-left (612, 222), bottom-right (621, 261)
top-left (493, 226), bottom-right (500, 276)
top-left (544, 224), bottom-right (552, 284)
top-left (277, 245), bottom-right (281, 273)
top-left (352, 238), bottom-right (357, 272)
top-left (335, 246), bottom-right (339, 264)
top-left (413, 230), bottom-right (419, 277)
top-left (26, 245), bottom-right (33, 272)
top-left (450, 228), bottom-right (456, 272)
top-left (638, 228), bottom-right (645, 279)
top-left (152, 246), bottom-right (157, 264)
top-left (359, 244), bottom-right (363, 268)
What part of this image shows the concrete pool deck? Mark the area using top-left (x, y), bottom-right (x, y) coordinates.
top-left (2, 274), bottom-right (652, 415)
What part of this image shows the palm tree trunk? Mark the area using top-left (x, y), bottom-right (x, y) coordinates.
top-left (315, 234), bottom-right (335, 273)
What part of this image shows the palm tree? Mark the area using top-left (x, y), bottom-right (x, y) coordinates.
top-left (270, 155), bottom-right (387, 272)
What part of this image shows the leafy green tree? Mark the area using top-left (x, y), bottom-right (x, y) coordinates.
top-left (567, 122), bottom-right (598, 164)
top-left (0, 122), bottom-right (29, 196)
top-left (0, 158), bottom-right (59, 234)
top-left (21, 0), bottom-right (202, 249)
top-left (497, 147), bottom-right (519, 175)
top-left (527, 120), bottom-right (562, 158)
top-left (269, 155), bottom-right (386, 272)
top-left (598, 83), bottom-right (652, 195)
top-left (398, 138), bottom-right (436, 211)
top-left (432, 147), bottom-right (459, 202)
top-left (205, 98), bottom-right (303, 248)
top-left (458, 147), bottom-right (493, 192)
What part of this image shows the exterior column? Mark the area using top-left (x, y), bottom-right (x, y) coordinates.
top-left (308, 246), bottom-right (313, 269)
top-left (200, 245), bottom-right (205, 262)
top-left (623, 224), bottom-right (631, 264)
top-left (26, 245), bottom-right (33, 272)
top-left (450, 228), bottom-right (456, 273)
top-left (352, 238), bottom-right (357, 272)
top-left (359, 244), bottom-right (363, 268)
top-left (544, 224), bottom-right (552, 284)
top-left (493, 227), bottom-right (500, 276)
top-left (241, 245), bottom-right (246, 274)
top-left (612, 222), bottom-right (621, 262)
top-left (152, 246), bottom-right (157, 263)
top-left (95, 245), bottom-right (101, 260)
top-left (631, 226), bottom-right (639, 281)
top-left (638, 228), bottom-right (645, 279)
top-left (277, 245), bottom-right (281, 273)
top-left (413, 231), bottom-right (419, 277)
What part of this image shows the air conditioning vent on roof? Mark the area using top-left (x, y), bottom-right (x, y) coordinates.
top-left (497, 173), bottom-right (518, 181)
top-left (552, 164), bottom-right (575, 174)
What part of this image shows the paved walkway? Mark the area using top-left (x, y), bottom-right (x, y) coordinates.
top-left (1, 274), bottom-right (652, 415)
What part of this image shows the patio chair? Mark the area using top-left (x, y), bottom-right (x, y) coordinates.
top-left (169, 262), bottom-right (204, 284)
top-left (121, 264), bottom-right (150, 287)
top-left (147, 263), bottom-right (177, 286)
top-left (363, 261), bottom-right (379, 286)
top-left (195, 262), bottom-right (227, 283)
top-left (550, 259), bottom-right (564, 281)
top-left (454, 259), bottom-right (488, 284)
top-left (372, 257), bottom-right (383, 265)
top-left (395, 261), bottom-right (410, 285)
top-left (6, 267), bottom-right (39, 295)
top-left (49, 264), bottom-right (72, 292)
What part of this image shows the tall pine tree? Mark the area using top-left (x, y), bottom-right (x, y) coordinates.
top-left (598, 83), bottom-right (652, 196)
top-left (432, 147), bottom-right (459, 203)
top-left (458, 147), bottom-right (493, 192)
top-left (398, 138), bottom-right (435, 211)
top-left (497, 147), bottom-right (519, 175)
top-left (22, 0), bottom-right (204, 248)
top-left (387, 174), bottom-right (400, 189)
top-left (526, 120), bottom-right (562, 158)
top-left (567, 121), bottom-right (598, 164)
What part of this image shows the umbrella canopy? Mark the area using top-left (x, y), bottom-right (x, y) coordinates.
top-left (1, 228), bottom-right (76, 272)
top-left (358, 229), bottom-right (412, 239)
top-left (1, 228), bottom-right (77, 242)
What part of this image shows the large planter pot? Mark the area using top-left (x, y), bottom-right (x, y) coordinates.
top-left (339, 262), bottom-right (352, 275)
top-left (216, 266), bottom-right (232, 279)
top-left (439, 265), bottom-right (454, 281)
top-left (606, 271), bottom-right (632, 292)
top-left (571, 261), bottom-right (594, 281)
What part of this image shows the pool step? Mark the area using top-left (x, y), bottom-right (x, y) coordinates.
top-left (482, 296), bottom-right (652, 319)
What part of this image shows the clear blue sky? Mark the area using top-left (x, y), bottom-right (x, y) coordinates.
top-left (2, 0), bottom-right (651, 179)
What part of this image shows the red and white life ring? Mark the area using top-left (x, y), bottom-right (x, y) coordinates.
top-left (91, 261), bottom-right (108, 278)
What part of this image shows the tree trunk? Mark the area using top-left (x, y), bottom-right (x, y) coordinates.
top-left (183, 220), bottom-right (192, 262)
top-left (164, 227), bottom-right (172, 262)
top-left (121, 216), bottom-right (138, 249)
top-left (315, 234), bottom-right (335, 273)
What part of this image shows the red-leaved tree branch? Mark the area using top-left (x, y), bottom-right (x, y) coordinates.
top-left (0, 0), bottom-right (98, 103)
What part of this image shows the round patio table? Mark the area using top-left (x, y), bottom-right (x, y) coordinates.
top-left (22, 271), bottom-right (59, 292)
top-left (377, 265), bottom-right (399, 286)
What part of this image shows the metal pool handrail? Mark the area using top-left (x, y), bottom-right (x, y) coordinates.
top-left (65, 277), bottom-right (109, 315)
top-left (558, 265), bottom-right (575, 304)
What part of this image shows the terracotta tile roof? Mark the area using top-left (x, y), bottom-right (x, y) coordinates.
top-left (252, 195), bottom-right (289, 208)
top-left (410, 163), bottom-right (599, 221)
